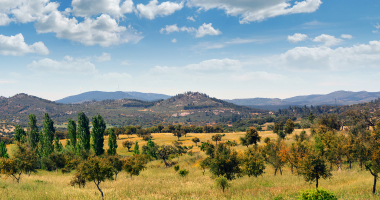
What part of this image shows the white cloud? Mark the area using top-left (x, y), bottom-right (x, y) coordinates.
top-left (0, 33), bottom-right (49, 56)
top-left (341, 34), bottom-right (353, 39)
top-left (313, 34), bottom-right (342, 46)
top-left (232, 71), bottom-right (285, 81)
top-left (278, 40), bottom-right (380, 71)
top-left (35, 12), bottom-right (143, 47)
top-left (374, 23), bottom-right (380, 29)
top-left (171, 38), bottom-right (177, 43)
top-left (187, 0), bottom-right (322, 24)
top-left (71, 0), bottom-right (134, 18)
top-left (287, 33), bottom-right (308, 43)
top-left (121, 60), bottom-right (130, 65)
top-left (28, 57), bottom-right (97, 74)
top-left (195, 23), bottom-right (222, 38)
top-left (95, 52), bottom-right (111, 62)
top-left (94, 72), bottom-right (132, 80)
top-left (184, 59), bottom-right (241, 71)
top-left (160, 23), bottom-right (221, 38)
top-left (226, 38), bottom-right (260, 44)
top-left (187, 16), bottom-right (195, 21)
top-left (136, 0), bottom-right (183, 20)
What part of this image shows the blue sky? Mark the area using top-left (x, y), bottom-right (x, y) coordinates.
top-left (1, 0), bottom-right (380, 101)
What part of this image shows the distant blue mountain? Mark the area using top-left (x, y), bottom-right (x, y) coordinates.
top-left (56, 91), bottom-right (171, 104)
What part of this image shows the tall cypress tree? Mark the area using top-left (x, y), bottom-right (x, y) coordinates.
top-left (67, 119), bottom-right (77, 149)
top-left (134, 141), bottom-right (140, 155)
top-left (107, 128), bottom-right (118, 155)
top-left (77, 112), bottom-right (90, 152)
top-left (42, 113), bottom-right (55, 157)
top-left (92, 115), bottom-right (106, 156)
top-left (27, 114), bottom-right (39, 149)
top-left (14, 125), bottom-right (26, 143)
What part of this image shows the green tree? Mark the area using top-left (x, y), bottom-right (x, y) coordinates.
top-left (146, 138), bottom-right (157, 159)
top-left (42, 113), bottom-right (55, 158)
top-left (284, 118), bottom-right (295, 135)
top-left (77, 112), bottom-right (90, 152)
top-left (173, 130), bottom-right (183, 141)
top-left (67, 119), bottom-right (77, 149)
top-left (49, 152), bottom-right (66, 172)
top-left (157, 145), bottom-right (176, 167)
top-left (0, 141), bottom-right (9, 158)
top-left (240, 127), bottom-right (261, 148)
top-left (365, 126), bottom-right (380, 194)
top-left (53, 136), bottom-right (63, 152)
top-left (14, 125), bottom-right (26, 144)
top-left (122, 140), bottom-right (133, 152)
top-left (262, 139), bottom-right (287, 175)
top-left (308, 113), bottom-right (316, 123)
top-left (273, 122), bottom-right (284, 134)
top-left (297, 150), bottom-right (332, 188)
top-left (215, 175), bottom-right (230, 193)
top-left (107, 155), bottom-right (124, 180)
top-left (243, 146), bottom-right (265, 177)
top-left (208, 144), bottom-right (242, 180)
top-left (192, 137), bottom-right (200, 146)
top-left (133, 141), bottom-right (140, 155)
top-left (92, 115), bottom-right (106, 156)
top-left (123, 154), bottom-right (147, 179)
top-left (71, 156), bottom-right (114, 200)
top-left (212, 134), bottom-right (223, 146)
top-left (27, 114), bottom-right (39, 149)
top-left (107, 128), bottom-right (118, 155)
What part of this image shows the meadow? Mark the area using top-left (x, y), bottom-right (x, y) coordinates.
top-left (1, 130), bottom-right (379, 200)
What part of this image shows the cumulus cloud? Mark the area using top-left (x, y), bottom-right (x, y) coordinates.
top-left (341, 34), bottom-right (353, 39)
top-left (160, 23), bottom-right (221, 38)
top-left (71, 0), bottom-right (134, 18)
top-left (187, 16), bottom-right (195, 21)
top-left (187, 0), bottom-right (322, 24)
top-left (313, 34), bottom-right (342, 46)
top-left (287, 33), bottom-right (308, 43)
top-left (171, 38), bottom-right (177, 43)
top-left (136, 0), bottom-right (183, 20)
top-left (28, 57), bottom-right (97, 74)
top-left (278, 40), bottom-right (380, 71)
top-left (0, 33), bottom-right (49, 56)
top-left (95, 52), bottom-right (111, 62)
top-left (35, 12), bottom-right (143, 47)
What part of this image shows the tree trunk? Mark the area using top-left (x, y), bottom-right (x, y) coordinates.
top-left (115, 173), bottom-right (118, 181)
top-left (373, 176), bottom-right (377, 195)
top-left (360, 160), bottom-right (363, 170)
top-left (274, 168), bottom-right (277, 176)
top-left (95, 183), bottom-right (104, 200)
top-left (316, 177), bottom-right (319, 188)
top-left (279, 168), bottom-right (282, 176)
top-left (163, 158), bottom-right (169, 167)
top-left (349, 161), bottom-right (352, 170)
top-left (130, 174), bottom-right (132, 179)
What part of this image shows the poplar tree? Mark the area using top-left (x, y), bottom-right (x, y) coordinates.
top-left (77, 112), bottom-right (90, 151)
top-left (42, 113), bottom-right (55, 158)
top-left (67, 119), bottom-right (77, 149)
top-left (134, 141), bottom-right (140, 155)
top-left (14, 125), bottom-right (26, 144)
top-left (92, 115), bottom-right (106, 156)
top-left (27, 114), bottom-right (39, 149)
top-left (0, 141), bottom-right (9, 158)
top-left (107, 128), bottom-right (118, 155)
top-left (54, 136), bottom-right (63, 152)
top-left (284, 118), bottom-right (295, 135)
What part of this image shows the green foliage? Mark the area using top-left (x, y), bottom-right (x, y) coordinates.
top-left (107, 128), bottom-right (118, 155)
top-left (122, 140), bottom-right (133, 151)
top-left (92, 114), bottom-right (106, 156)
top-left (243, 147), bottom-right (265, 177)
top-left (0, 141), bottom-right (9, 158)
top-left (298, 188), bottom-right (337, 200)
top-left (192, 137), bottom-right (200, 146)
top-left (215, 175), bottom-right (230, 192)
top-left (208, 144), bottom-right (242, 180)
top-left (178, 169), bottom-right (189, 177)
top-left (240, 127), bottom-right (261, 147)
top-left (14, 125), bottom-right (26, 144)
top-left (284, 119), bottom-right (295, 135)
top-left (211, 134), bottom-right (223, 145)
top-left (174, 165), bottom-right (180, 172)
top-left (77, 112), bottom-right (91, 152)
top-left (53, 136), bottom-right (63, 152)
top-left (146, 138), bottom-right (157, 159)
top-left (123, 154), bottom-right (147, 178)
top-left (133, 141), bottom-right (140, 155)
top-left (67, 119), bottom-right (77, 149)
top-left (297, 151), bottom-right (332, 188)
top-left (273, 122), bottom-right (284, 134)
top-left (107, 155), bottom-right (124, 180)
top-left (27, 114), bottom-right (39, 149)
top-left (277, 131), bottom-right (286, 139)
top-left (42, 113), bottom-right (55, 158)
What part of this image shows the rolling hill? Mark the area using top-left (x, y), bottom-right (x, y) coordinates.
top-left (56, 91), bottom-right (171, 104)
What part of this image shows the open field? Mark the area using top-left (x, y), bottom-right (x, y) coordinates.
top-left (2, 129), bottom-right (380, 199)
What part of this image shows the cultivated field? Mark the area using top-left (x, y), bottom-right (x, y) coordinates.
top-left (1, 130), bottom-right (379, 199)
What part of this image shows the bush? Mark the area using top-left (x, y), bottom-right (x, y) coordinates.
top-left (178, 169), bottom-right (189, 177)
top-left (142, 135), bottom-right (152, 141)
top-left (174, 165), bottom-right (180, 172)
top-left (215, 175), bottom-right (230, 192)
top-left (298, 188), bottom-right (337, 200)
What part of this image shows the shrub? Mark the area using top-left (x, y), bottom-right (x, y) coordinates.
top-left (174, 165), bottom-right (180, 172)
top-left (298, 188), bottom-right (337, 200)
top-left (142, 135), bottom-right (152, 141)
top-left (178, 169), bottom-right (189, 177)
top-left (215, 175), bottom-right (230, 192)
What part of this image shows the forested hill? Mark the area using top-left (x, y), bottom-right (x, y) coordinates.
top-left (0, 92), bottom-right (264, 127)
top-left (56, 91), bottom-right (171, 104)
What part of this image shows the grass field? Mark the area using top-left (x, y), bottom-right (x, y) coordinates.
top-left (1, 129), bottom-right (379, 199)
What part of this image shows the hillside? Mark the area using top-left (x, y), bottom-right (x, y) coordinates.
top-left (226, 91), bottom-right (380, 109)
top-left (0, 92), bottom-right (262, 128)
top-left (56, 91), bottom-right (171, 104)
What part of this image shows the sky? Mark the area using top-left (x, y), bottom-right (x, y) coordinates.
top-left (1, 0), bottom-right (380, 101)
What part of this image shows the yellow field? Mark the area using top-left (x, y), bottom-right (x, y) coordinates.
top-left (1, 129), bottom-right (379, 199)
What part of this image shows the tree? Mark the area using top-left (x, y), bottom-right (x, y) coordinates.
top-left (107, 155), bottom-right (124, 180)
top-left (53, 136), bottom-right (63, 152)
top-left (42, 113), bottom-right (55, 158)
top-left (0, 141), bottom-right (9, 158)
top-left (27, 114), bottom-right (39, 149)
top-left (240, 127), bottom-right (261, 148)
top-left (212, 134), bottom-right (223, 146)
top-left (14, 125), bottom-right (26, 144)
top-left (123, 154), bottom-right (147, 179)
top-left (208, 144), bottom-right (242, 180)
top-left (192, 137), bottom-right (200, 146)
top-left (173, 130), bottom-right (183, 141)
top-left (365, 125), bottom-right (380, 194)
top-left (107, 128), bottom-right (118, 155)
top-left (92, 115), bottom-right (106, 156)
top-left (146, 138), bottom-right (157, 159)
top-left (308, 113), bottom-right (316, 123)
top-left (273, 122), bottom-right (283, 134)
top-left (77, 112), bottom-right (91, 152)
top-left (243, 146), bottom-right (265, 177)
top-left (297, 151), bottom-right (332, 188)
top-left (262, 139), bottom-right (287, 175)
top-left (0, 143), bottom-right (38, 183)
top-left (122, 140), bottom-right (133, 152)
top-left (67, 119), bottom-right (77, 149)
top-left (71, 156), bottom-right (114, 200)
top-left (157, 145), bottom-right (176, 167)
top-left (49, 152), bottom-right (66, 172)
top-left (215, 175), bottom-right (230, 193)
top-left (133, 141), bottom-right (140, 155)
top-left (284, 118), bottom-right (295, 135)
